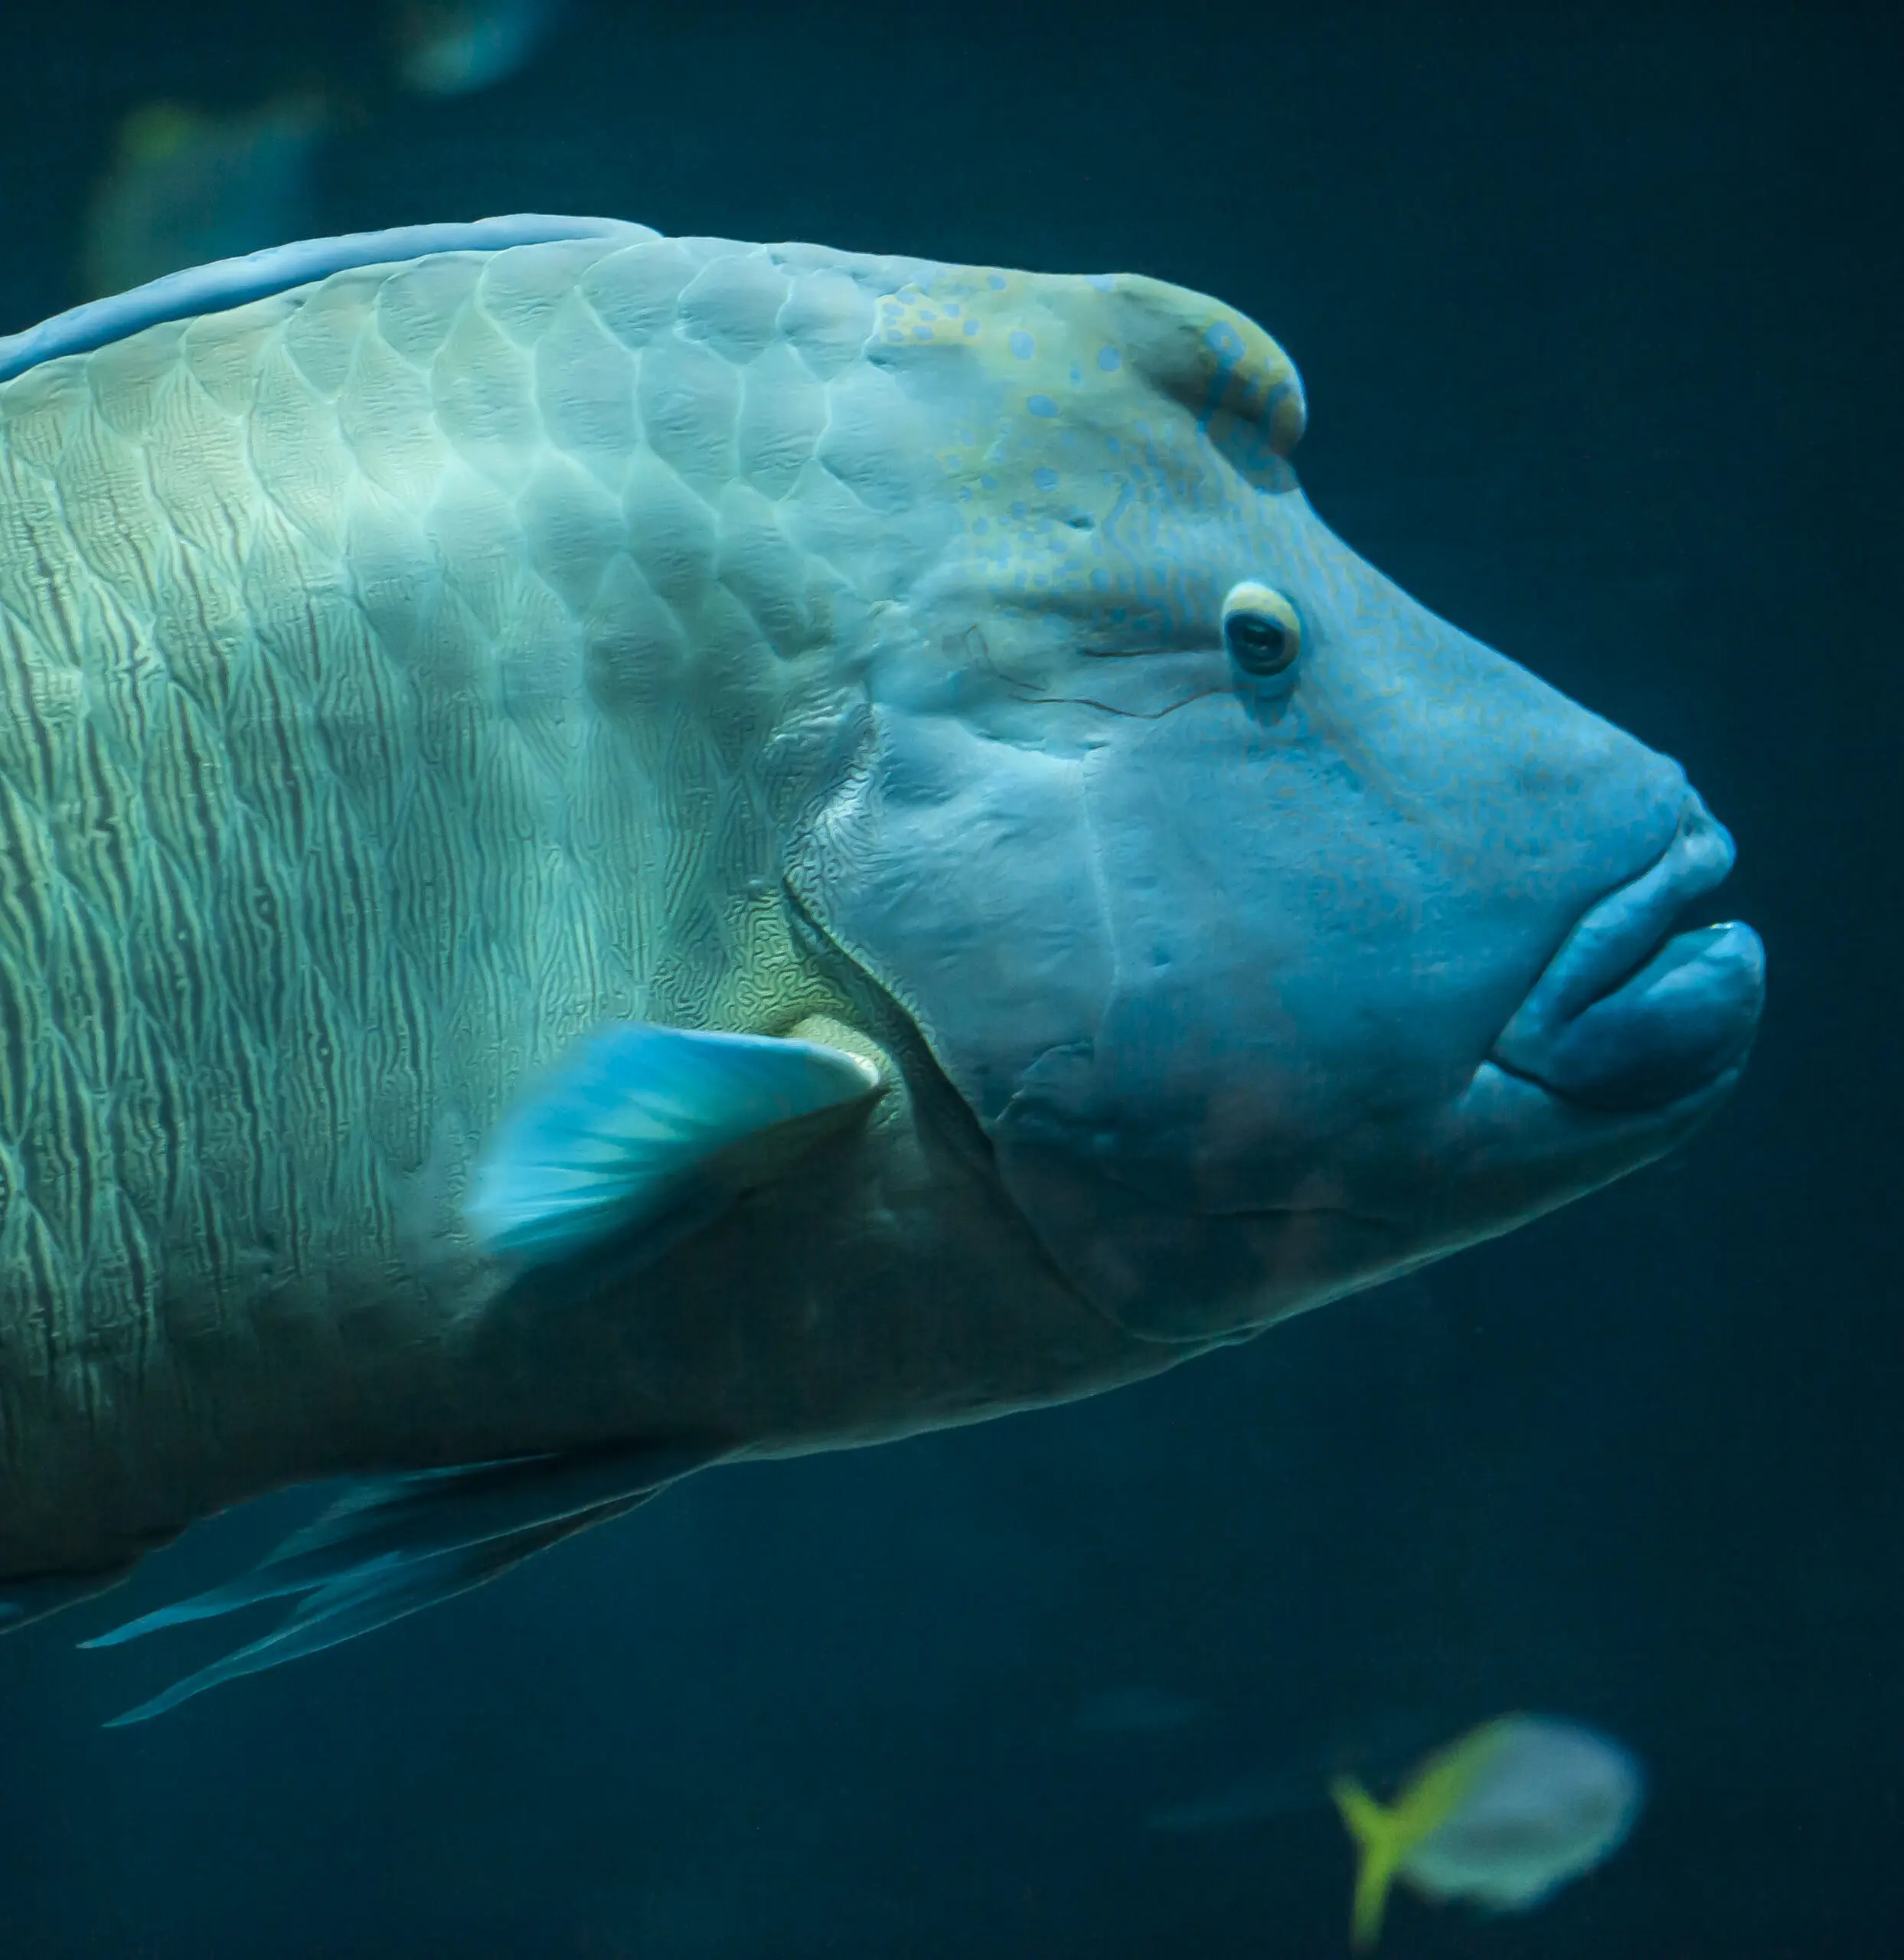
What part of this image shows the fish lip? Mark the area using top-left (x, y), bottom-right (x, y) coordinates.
top-left (1489, 796), bottom-right (1765, 1112)
top-left (1527, 799), bottom-right (1738, 1021)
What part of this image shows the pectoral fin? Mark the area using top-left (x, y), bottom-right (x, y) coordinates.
top-left (465, 1021), bottom-right (883, 1269)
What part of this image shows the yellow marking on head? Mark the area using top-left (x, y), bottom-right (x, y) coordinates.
top-left (866, 264), bottom-right (1306, 615)
top-left (870, 265), bottom-right (1304, 471)
top-left (1101, 271), bottom-right (1306, 462)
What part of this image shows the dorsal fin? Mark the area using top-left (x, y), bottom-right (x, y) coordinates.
top-left (0, 213), bottom-right (656, 384)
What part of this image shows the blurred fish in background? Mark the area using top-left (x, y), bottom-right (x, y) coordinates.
top-left (1145, 1762), bottom-right (1315, 1834)
top-left (77, 0), bottom-right (564, 305)
top-left (394, 0), bottom-right (568, 95)
top-left (1072, 1686), bottom-right (1209, 1738)
top-left (80, 93), bottom-right (328, 299)
top-left (1141, 1708), bottom-right (1452, 1839)
top-left (1330, 1714), bottom-right (1643, 1950)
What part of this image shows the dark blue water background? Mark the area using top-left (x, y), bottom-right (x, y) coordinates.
top-left (0, 3), bottom-right (1896, 1953)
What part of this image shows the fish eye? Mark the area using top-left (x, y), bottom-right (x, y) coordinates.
top-left (1222, 582), bottom-right (1303, 681)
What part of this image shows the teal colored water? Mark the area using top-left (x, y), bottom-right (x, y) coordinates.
top-left (0, 3), bottom-right (1895, 1954)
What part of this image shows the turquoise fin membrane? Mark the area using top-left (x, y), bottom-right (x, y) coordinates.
top-left (0, 1566), bottom-right (136, 1633)
top-left (465, 1021), bottom-right (882, 1269)
top-left (83, 1440), bottom-right (719, 1725)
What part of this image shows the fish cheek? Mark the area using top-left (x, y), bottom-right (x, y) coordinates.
top-left (989, 1037), bottom-right (1403, 1341)
top-left (782, 704), bottom-right (1116, 1127)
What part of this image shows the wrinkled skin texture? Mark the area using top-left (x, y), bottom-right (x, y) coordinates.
top-left (0, 225), bottom-right (1760, 1592)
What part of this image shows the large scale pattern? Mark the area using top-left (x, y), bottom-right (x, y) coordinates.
top-left (0, 226), bottom-right (1306, 1484)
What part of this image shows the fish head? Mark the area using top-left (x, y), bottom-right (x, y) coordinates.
top-left (787, 262), bottom-right (1764, 1341)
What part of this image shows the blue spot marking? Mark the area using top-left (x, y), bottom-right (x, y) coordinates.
top-left (1106, 436), bottom-right (1121, 453)
top-left (1027, 394), bottom-right (1058, 417)
top-left (913, 325), bottom-right (935, 341)
top-left (1097, 345), bottom-right (1122, 372)
top-left (917, 309), bottom-right (937, 321)
top-left (1010, 330), bottom-right (1034, 359)
top-left (988, 274), bottom-right (1008, 289)
top-left (963, 319), bottom-right (980, 336)
top-left (1091, 567), bottom-right (1111, 591)
top-left (972, 518), bottom-right (990, 535)
top-left (884, 328), bottom-right (904, 343)
top-left (1032, 466), bottom-right (1059, 492)
top-left (1204, 321), bottom-right (1245, 363)
top-left (944, 302), bottom-right (962, 316)
top-left (1070, 366), bottom-right (1082, 384)
top-left (981, 474), bottom-right (998, 489)
top-left (1011, 500), bottom-right (1027, 520)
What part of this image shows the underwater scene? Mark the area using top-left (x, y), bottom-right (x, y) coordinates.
top-left (0, 1), bottom-right (1896, 1953)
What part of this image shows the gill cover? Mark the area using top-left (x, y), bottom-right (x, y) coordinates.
top-left (789, 273), bottom-right (1309, 1343)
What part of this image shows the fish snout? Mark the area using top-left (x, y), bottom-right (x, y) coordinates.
top-left (1490, 793), bottom-right (1765, 1112)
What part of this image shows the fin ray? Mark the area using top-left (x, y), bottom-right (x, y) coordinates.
top-left (0, 1565), bottom-right (136, 1633)
top-left (102, 1512), bottom-right (606, 1726)
top-left (465, 1021), bottom-right (881, 1266)
top-left (87, 1440), bottom-right (721, 1720)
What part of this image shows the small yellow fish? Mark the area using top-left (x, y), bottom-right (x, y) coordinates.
top-left (1331, 1714), bottom-right (1643, 1950)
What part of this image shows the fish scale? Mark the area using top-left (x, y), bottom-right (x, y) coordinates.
top-left (0, 220), bottom-right (1758, 1716)
top-left (0, 234), bottom-right (891, 1480)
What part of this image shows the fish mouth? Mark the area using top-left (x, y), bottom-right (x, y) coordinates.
top-left (1490, 796), bottom-right (1766, 1112)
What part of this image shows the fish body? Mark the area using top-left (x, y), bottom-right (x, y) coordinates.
top-left (0, 220), bottom-right (1179, 1583)
top-left (0, 220), bottom-right (1763, 1707)
top-left (1332, 1715), bottom-right (1644, 1947)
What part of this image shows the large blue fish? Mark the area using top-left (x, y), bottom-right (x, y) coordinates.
top-left (0, 217), bottom-right (1764, 1719)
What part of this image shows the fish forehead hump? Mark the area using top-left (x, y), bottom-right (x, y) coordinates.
top-left (862, 260), bottom-right (1305, 479)
top-left (824, 259), bottom-right (1310, 637)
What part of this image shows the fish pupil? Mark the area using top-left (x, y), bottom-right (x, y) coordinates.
top-left (1226, 613), bottom-right (1293, 675)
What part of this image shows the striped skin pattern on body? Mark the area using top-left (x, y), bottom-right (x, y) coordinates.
top-left (0, 219), bottom-right (1764, 1704)
top-left (0, 224), bottom-right (1302, 1540)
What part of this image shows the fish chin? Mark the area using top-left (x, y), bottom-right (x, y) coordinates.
top-left (985, 812), bottom-right (1767, 1348)
top-left (993, 1041), bottom-right (1750, 1348)
top-left (988, 1112), bottom-right (1410, 1344)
